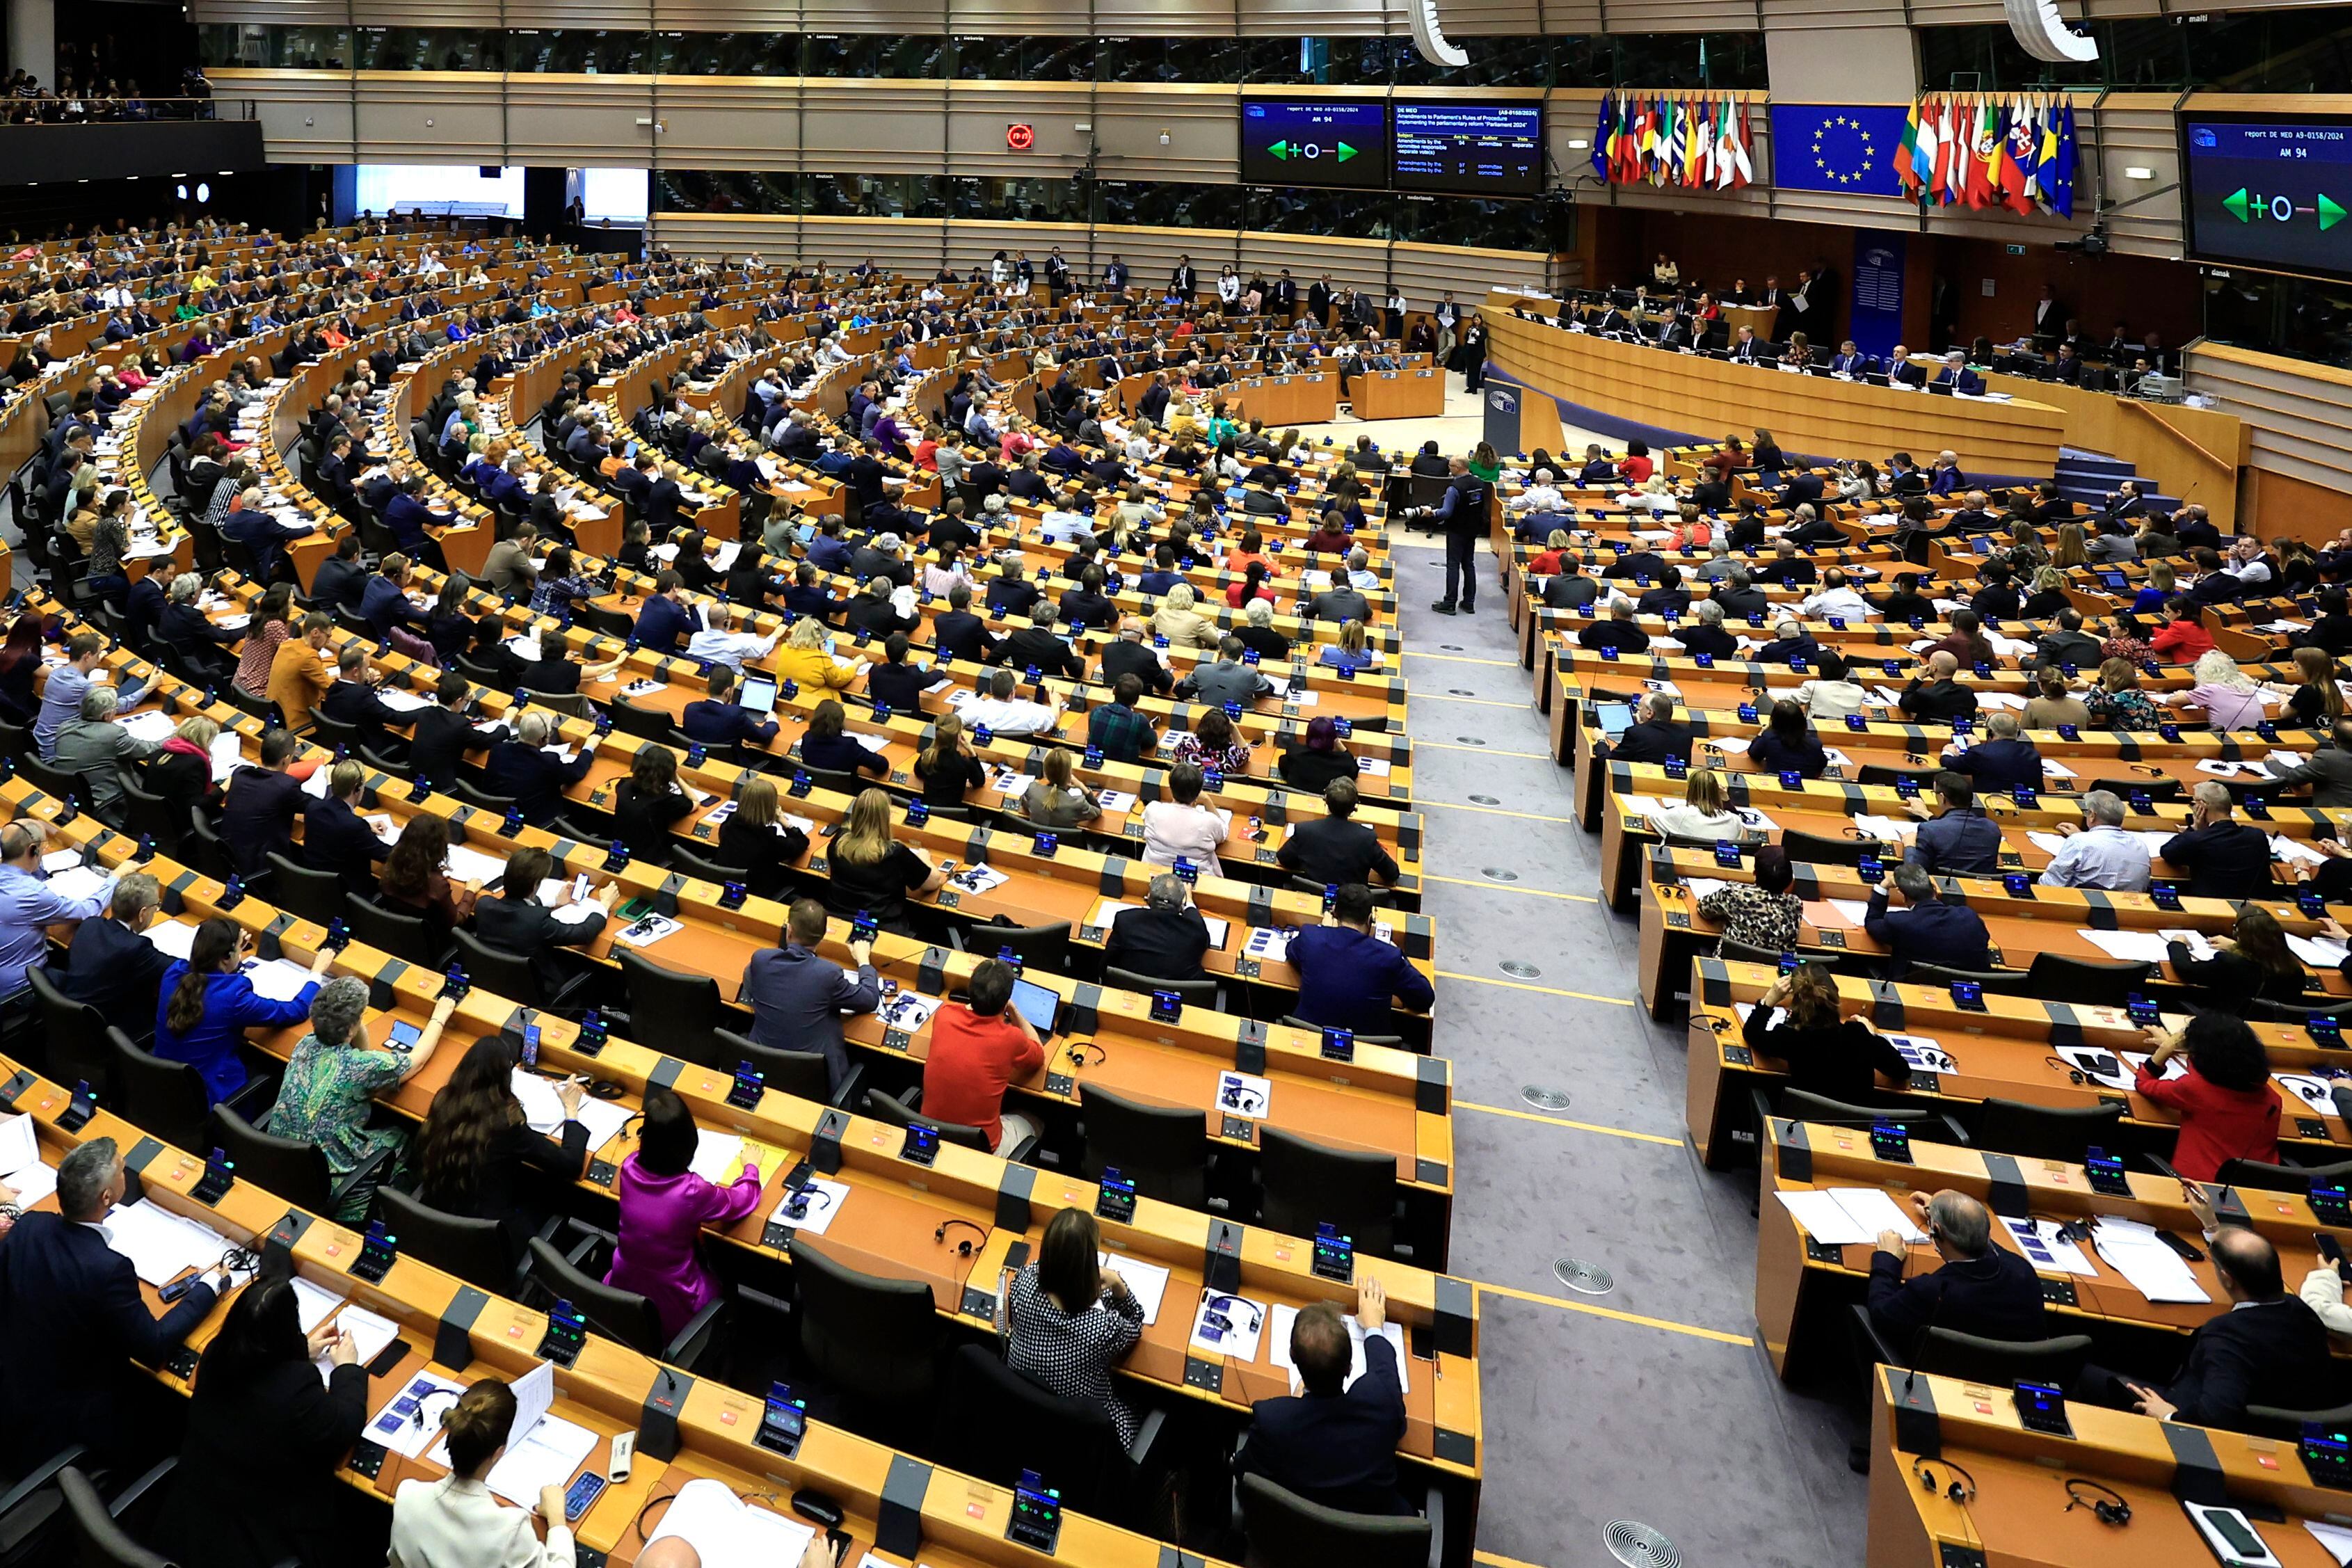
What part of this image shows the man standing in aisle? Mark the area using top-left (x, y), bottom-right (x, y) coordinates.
top-left (1419, 456), bottom-right (1492, 617)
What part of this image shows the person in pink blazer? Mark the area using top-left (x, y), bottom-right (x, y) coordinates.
top-left (605, 1087), bottom-right (765, 1338)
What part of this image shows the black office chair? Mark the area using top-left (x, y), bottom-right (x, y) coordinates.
top-left (672, 843), bottom-right (755, 889)
top-left (1774, 1088), bottom-right (1969, 1145)
top-left (115, 783), bottom-right (183, 855)
top-left (933, 1345), bottom-right (1165, 1525)
top-left (1779, 827), bottom-right (1866, 867)
top-left (109, 1030), bottom-right (246, 1153)
top-left (1078, 1083), bottom-right (1210, 1209)
top-left (1850, 1305), bottom-right (2093, 1391)
top-left (17, 753), bottom-right (82, 809)
top-left (454, 778), bottom-right (522, 815)
top-left (264, 851), bottom-right (346, 927)
top-left (182, 810), bottom-right (240, 884)
top-left (609, 696), bottom-right (671, 740)
top-left (1234, 1473), bottom-right (1439, 1568)
top-left (1718, 939), bottom-right (1836, 970)
top-left (306, 709), bottom-right (362, 752)
top-left (2250, 996), bottom-right (2347, 1023)
top-left (451, 927), bottom-right (589, 1010)
top-left (344, 893), bottom-right (450, 968)
top-left (378, 1187), bottom-right (528, 1295)
top-left (861, 1086), bottom-right (1039, 1162)
top-left (714, 1030), bottom-right (846, 1107)
top-left (1856, 764), bottom-right (1942, 790)
top-left (1256, 1126), bottom-right (1403, 1261)
top-left (2242, 1399), bottom-right (2352, 1440)
top-left (518, 690), bottom-right (594, 720)
top-left (787, 1235), bottom-right (943, 1421)
top-left (950, 918), bottom-right (1072, 974)
top-left (0, 1443), bottom-right (90, 1568)
top-left (2024, 952), bottom-right (2151, 1008)
top-left (1103, 966), bottom-right (1222, 1014)
top-left (54, 1466), bottom-right (179, 1568)
top-left (2217, 1155), bottom-right (2352, 1193)
top-left (206, 1105), bottom-right (392, 1222)
top-left (615, 948), bottom-right (730, 1070)
top-left (523, 1235), bottom-right (725, 1369)
top-left (798, 766), bottom-right (870, 799)
top-left (1973, 1098), bottom-right (2126, 1164)
top-left (0, 720), bottom-right (31, 762)
top-left (1288, 875), bottom-right (1395, 911)
top-left (1906, 963), bottom-right (2035, 997)
top-left (24, 966), bottom-right (115, 1097)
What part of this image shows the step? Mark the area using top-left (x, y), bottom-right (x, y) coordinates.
top-left (2054, 456), bottom-right (2136, 482)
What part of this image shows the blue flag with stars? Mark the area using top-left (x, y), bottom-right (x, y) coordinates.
top-left (1767, 104), bottom-right (1913, 198)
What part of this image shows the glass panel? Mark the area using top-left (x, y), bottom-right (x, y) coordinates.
top-left (2202, 269), bottom-right (2352, 372)
top-left (807, 35), bottom-right (946, 77)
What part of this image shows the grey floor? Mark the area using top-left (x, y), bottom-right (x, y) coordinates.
top-left (1401, 531), bottom-right (1869, 1568)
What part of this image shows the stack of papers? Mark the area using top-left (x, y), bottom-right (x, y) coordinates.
top-left (0, 1113), bottom-right (54, 1208)
top-left (509, 1069), bottom-right (635, 1149)
top-left (646, 1479), bottom-right (817, 1567)
top-left (208, 730), bottom-right (246, 783)
top-left (243, 958), bottom-right (319, 1002)
top-left (2275, 835), bottom-right (2330, 870)
top-left (47, 865), bottom-right (113, 905)
top-left (2001, 1217), bottom-right (2097, 1277)
top-left (1267, 1304), bottom-right (1408, 1393)
top-left (1771, 1187), bottom-right (1930, 1246)
top-left (316, 1305), bottom-right (401, 1386)
top-left (2288, 931), bottom-right (2352, 968)
top-left (2079, 928), bottom-right (2176, 965)
top-left (102, 1200), bottom-right (237, 1286)
top-left (119, 710), bottom-right (179, 744)
top-left (686, 1132), bottom-right (755, 1186)
top-left (2090, 1216), bottom-right (2211, 1303)
top-left (1096, 1252), bottom-right (1171, 1323)
top-left (769, 1176), bottom-right (852, 1238)
top-left (444, 845), bottom-right (509, 886)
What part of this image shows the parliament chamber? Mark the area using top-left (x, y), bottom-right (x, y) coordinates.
top-left (15, 3), bottom-right (2352, 1568)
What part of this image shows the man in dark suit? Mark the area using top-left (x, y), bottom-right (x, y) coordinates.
top-left (1103, 873), bottom-right (1213, 983)
top-left (1709, 570), bottom-right (1770, 621)
top-left (997, 618), bottom-right (1086, 682)
top-left (55, 871), bottom-right (175, 1041)
top-left (309, 532), bottom-right (369, 614)
top-left (2028, 611), bottom-right (2104, 673)
top-left (863, 634), bottom-right (931, 712)
top-left (319, 646), bottom-right (409, 762)
top-left (1941, 714), bottom-right (2045, 797)
top-left (221, 729), bottom-right (312, 877)
top-left (1882, 345), bottom-right (1927, 388)
top-left (1928, 353), bottom-right (1984, 395)
top-left (486, 711), bottom-right (596, 826)
top-left (408, 670), bottom-right (502, 790)
top-left (2089, 1223), bottom-right (2326, 1432)
top-left (633, 571), bottom-right (701, 654)
top-left (2160, 783), bottom-right (2275, 899)
top-left (1278, 779), bottom-right (1400, 890)
top-left (933, 585), bottom-right (998, 664)
top-left (682, 665), bottom-right (781, 750)
top-left (1233, 1279), bottom-right (1410, 1515)
top-left (1867, 1189), bottom-right (2046, 1351)
top-left (303, 760), bottom-right (391, 885)
top-left (472, 844), bottom-right (616, 993)
top-left (1611, 693), bottom-right (1691, 765)
top-left (1864, 861), bottom-right (1993, 977)
top-left (739, 897), bottom-right (880, 1094)
top-left (1098, 619), bottom-right (1173, 696)
top-left (0, 1137), bottom-right (225, 1469)
top-left (1904, 771), bottom-right (2003, 875)
top-left (1898, 653), bottom-right (1979, 725)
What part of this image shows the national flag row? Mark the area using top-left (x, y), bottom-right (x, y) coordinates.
top-left (1589, 94), bottom-right (1757, 191)
top-left (1896, 94), bottom-right (2077, 217)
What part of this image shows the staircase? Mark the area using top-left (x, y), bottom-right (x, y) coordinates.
top-left (2051, 447), bottom-right (2179, 516)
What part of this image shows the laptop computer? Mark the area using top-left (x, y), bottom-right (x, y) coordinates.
top-left (738, 673), bottom-right (778, 714)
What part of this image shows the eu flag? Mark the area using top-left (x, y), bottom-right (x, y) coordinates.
top-left (1767, 104), bottom-right (1914, 198)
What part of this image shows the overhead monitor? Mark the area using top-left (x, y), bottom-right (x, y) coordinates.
top-left (351, 164), bottom-right (523, 221)
top-left (1239, 97), bottom-right (1388, 189)
top-left (1392, 100), bottom-right (1544, 197)
top-left (2181, 112), bottom-right (2352, 280)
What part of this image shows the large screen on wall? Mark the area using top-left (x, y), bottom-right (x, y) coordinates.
top-left (2182, 112), bottom-right (2352, 280)
top-left (1238, 97), bottom-right (1389, 189)
top-left (1392, 101), bottom-right (1544, 196)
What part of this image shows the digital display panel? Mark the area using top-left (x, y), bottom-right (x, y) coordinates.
top-left (1393, 101), bottom-right (1543, 195)
top-left (2183, 113), bottom-right (2352, 279)
top-left (1240, 98), bottom-right (1389, 189)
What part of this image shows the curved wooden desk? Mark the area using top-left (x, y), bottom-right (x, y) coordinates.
top-left (1483, 306), bottom-right (2067, 482)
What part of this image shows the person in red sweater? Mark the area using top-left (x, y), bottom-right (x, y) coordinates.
top-left (2148, 598), bottom-right (2216, 665)
top-left (921, 958), bottom-right (1046, 1153)
top-left (2134, 1012), bottom-right (2278, 1181)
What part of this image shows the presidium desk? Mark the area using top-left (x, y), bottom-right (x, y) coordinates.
top-left (1480, 296), bottom-right (2067, 483)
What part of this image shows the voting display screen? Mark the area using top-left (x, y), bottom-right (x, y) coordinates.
top-left (1392, 101), bottom-right (1544, 195)
top-left (2182, 113), bottom-right (2352, 279)
top-left (1239, 98), bottom-right (1388, 189)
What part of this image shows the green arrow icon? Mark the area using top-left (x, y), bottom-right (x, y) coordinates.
top-left (2323, 193), bottom-right (2346, 232)
top-left (1336, 142), bottom-right (1357, 163)
top-left (2224, 187), bottom-right (2250, 222)
top-left (1267, 141), bottom-right (1289, 161)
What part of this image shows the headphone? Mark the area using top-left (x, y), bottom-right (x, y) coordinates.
top-left (2063, 1478), bottom-right (2131, 1526)
top-left (934, 1218), bottom-right (986, 1258)
top-left (1913, 1459), bottom-right (1976, 1505)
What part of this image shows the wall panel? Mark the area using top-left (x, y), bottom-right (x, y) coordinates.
top-left (2186, 342), bottom-right (2352, 502)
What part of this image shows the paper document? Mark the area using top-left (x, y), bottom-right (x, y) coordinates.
top-left (769, 1176), bottom-right (852, 1238)
top-left (646, 1479), bottom-right (817, 1567)
top-left (1268, 1304), bottom-right (1409, 1394)
top-left (2090, 1216), bottom-right (2211, 1304)
top-left (317, 1305), bottom-right (401, 1386)
top-left (2078, 928), bottom-right (2175, 965)
top-left (0, 1111), bottom-right (40, 1178)
top-left (366, 1373), bottom-right (469, 1457)
top-left (2289, 932), bottom-right (2352, 969)
top-left (2001, 1217), bottom-right (2097, 1277)
top-left (611, 913), bottom-right (684, 948)
top-left (143, 920), bottom-right (198, 959)
top-left (1851, 814), bottom-right (1917, 843)
top-left (377, 690), bottom-right (433, 714)
top-left (686, 1132), bottom-right (751, 1186)
top-left (1681, 878), bottom-right (1731, 902)
top-left (1216, 1071), bottom-right (1272, 1117)
top-left (1096, 1251), bottom-right (1171, 1325)
top-left (444, 844), bottom-right (509, 886)
top-left (1825, 899), bottom-right (1873, 929)
top-left (947, 863), bottom-right (1010, 895)
top-left (877, 990), bottom-right (942, 1032)
top-left (1189, 1290), bottom-right (1267, 1361)
top-left (1885, 1034), bottom-right (1957, 1075)
top-left (46, 866), bottom-right (112, 905)
top-left (1773, 1187), bottom-right (1927, 1246)
top-left (2026, 831), bottom-right (2070, 858)
top-left (2305, 1520), bottom-right (2352, 1568)
top-left (2276, 1073), bottom-right (2339, 1115)
top-left (102, 1200), bottom-right (234, 1286)
top-left (209, 731), bottom-right (244, 783)
top-left (243, 958), bottom-right (318, 1002)
top-left (2056, 1045), bottom-right (2134, 1091)
top-left (289, 1275), bottom-right (345, 1334)
top-left (118, 710), bottom-right (178, 744)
